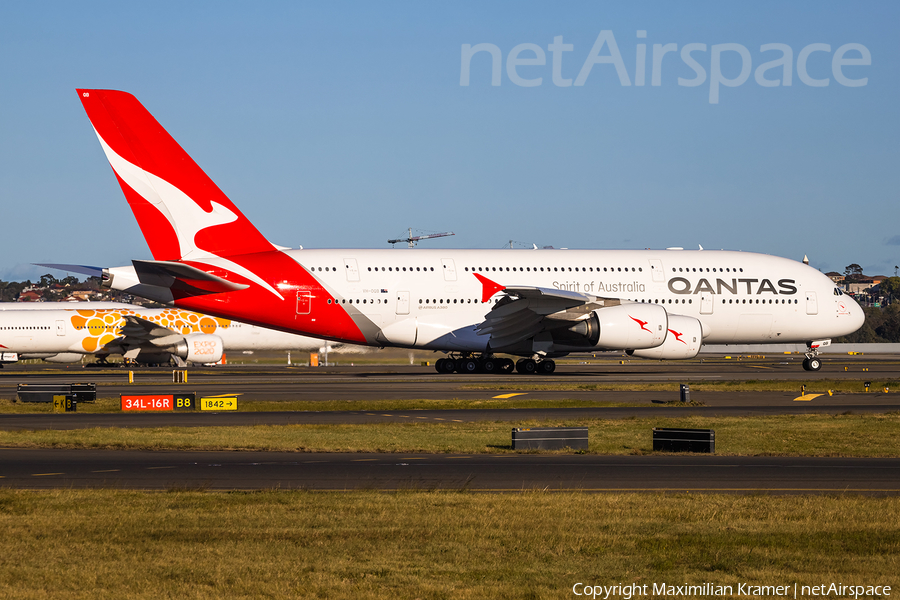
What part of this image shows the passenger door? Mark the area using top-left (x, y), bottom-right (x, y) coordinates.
top-left (806, 292), bottom-right (818, 315)
top-left (396, 291), bottom-right (410, 315)
top-left (343, 258), bottom-right (360, 282)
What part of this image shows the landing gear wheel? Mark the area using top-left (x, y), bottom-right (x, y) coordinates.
top-left (807, 357), bottom-right (822, 371)
top-left (499, 358), bottom-right (515, 373)
top-left (802, 358), bottom-right (810, 371)
top-left (516, 359), bottom-right (537, 374)
top-left (436, 358), bottom-right (455, 374)
top-left (538, 360), bottom-right (556, 374)
top-left (460, 359), bottom-right (479, 374)
top-left (481, 358), bottom-right (497, 374)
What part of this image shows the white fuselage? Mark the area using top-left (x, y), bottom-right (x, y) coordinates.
top-left (273, 248), bottom-right (863, 350)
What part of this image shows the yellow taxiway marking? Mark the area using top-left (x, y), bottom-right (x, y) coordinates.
top-left (415, 416), bottom-right (428, 419)
top-left (32, 473), bottom-right (64, 477)
top-left (433, 418), bottom-right (445, 421)
top-left (91, 469), bottom-right (121, 473)
top-left (793, 394), bottom-right (824, 402)
top-left (493, 393), bottom-right (527, 399)
top-left (399, 415), bottom-right (410, 418)
top-left (381, 414), bottom-right (392, 417)
top-left (202, 393), bottom-right (244, 397)
top-left (452, 420), bottom-right (463, 422)
top-left (747, 365), bottom-right (773, 369)
top-left (352, 459), bottom-right (378, 462)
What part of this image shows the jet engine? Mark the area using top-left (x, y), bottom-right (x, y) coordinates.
top-left (172, 333), bottom-right (224, 364)
top-left (42, 352), bottom-right (85, 363)
top-left (627, 315), bottom-right (702, 360)
top-left (551, 303), bottom-right (668, 351)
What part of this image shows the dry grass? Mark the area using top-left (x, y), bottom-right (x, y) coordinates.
top-left (1, 413), bottom-right (899, 456)
top-left (0, 490), bottom-right (896, 599)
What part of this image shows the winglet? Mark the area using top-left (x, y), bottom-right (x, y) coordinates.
top-left (473, 273), bottom-right (506, 303)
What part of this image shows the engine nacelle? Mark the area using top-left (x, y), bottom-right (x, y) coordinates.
top-left (595, 303), bottom-right (668, 350)
top-left (42, 352), bottom-right (85, 364)
top-left (551, 303), bottom-right (668, 351)
top-left (173, 333), bottom-right (224, 364)
top-left (628, 315), bottom-right (702, 360)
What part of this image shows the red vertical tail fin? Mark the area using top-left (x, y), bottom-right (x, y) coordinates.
top-left (77, 89), bottom-right (275, 261)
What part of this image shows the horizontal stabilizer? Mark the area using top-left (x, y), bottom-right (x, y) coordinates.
top-left (132, 260), bottom-right (249, 295)
top-left (34, 263), bottom-right (104, 278)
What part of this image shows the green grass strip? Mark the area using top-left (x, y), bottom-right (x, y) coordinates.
top-left (1, 413), bottom-right (898, 456)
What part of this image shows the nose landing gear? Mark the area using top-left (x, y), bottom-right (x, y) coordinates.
top-left (802, 340), bottom-right (830, 371)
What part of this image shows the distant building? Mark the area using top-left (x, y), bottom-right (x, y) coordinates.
top-left (826, 272), bottom-right (844, 284)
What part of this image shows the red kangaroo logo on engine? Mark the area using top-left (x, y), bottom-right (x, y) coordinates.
top-left (630, 316), bottom-right (651, 333)
top-left (669, 329), bottom-right (687, 344)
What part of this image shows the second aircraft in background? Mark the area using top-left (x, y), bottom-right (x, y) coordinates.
top-left (0, 302), bottom-right (334, 366)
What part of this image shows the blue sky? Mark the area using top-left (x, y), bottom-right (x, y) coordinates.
top-left (1, 1), bottom-right (897, 282)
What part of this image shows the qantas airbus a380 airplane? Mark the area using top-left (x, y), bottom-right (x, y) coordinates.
top-left (71, 89), bottom-right (864, 374)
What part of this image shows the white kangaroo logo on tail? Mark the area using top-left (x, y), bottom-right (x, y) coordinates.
top-left (94, 130), bottom-right (283, 299)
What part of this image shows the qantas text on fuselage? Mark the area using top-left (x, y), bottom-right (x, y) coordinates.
top-left (69, 89), bottom-right (865, 374)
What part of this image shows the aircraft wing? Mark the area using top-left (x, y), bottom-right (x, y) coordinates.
top-left (102, 315), bottom-right (186, 355)
top-left (475, 283), bottom-right (619, 349)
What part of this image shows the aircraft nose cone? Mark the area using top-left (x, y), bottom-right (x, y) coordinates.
top-left (846, 295), bottom-right (866, 334)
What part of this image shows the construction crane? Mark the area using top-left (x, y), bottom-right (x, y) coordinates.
top-left (388, 228), bottom-right (455, 248)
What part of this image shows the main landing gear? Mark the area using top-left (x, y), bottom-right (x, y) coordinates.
top-left (434, 354), bottom-right (555, 375)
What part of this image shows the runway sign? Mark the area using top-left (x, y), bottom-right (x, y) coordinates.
top-left (200, 397), bottom-right (238, 411)
top-left (121, 395), bottom-right (173, 411)
top-left (174, 393), bottom-right (197, 411)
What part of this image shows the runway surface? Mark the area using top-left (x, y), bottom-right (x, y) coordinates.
top-left (1, 448), bottom-right (897, 493)
top-left (1, 358), bottom-right (897, 492)
top-left (0, 357), bottom-right (898, 429)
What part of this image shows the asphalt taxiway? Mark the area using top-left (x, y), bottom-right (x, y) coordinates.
top-left (1, 448), bottom-right (898, 494)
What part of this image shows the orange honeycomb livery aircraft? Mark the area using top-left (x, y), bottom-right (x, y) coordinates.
top-left (0, 302), bottom-right (333, 365)
top-left (70, 89), bottom-right (864, 373)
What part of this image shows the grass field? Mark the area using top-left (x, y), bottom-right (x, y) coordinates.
top-left (1, 413), bottom-right (898, 456)
top-left (0, 490), bottom-right (897, 599)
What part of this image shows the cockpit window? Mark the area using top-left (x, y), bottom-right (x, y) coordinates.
top-left (833, 288), bottom-right (844, 296)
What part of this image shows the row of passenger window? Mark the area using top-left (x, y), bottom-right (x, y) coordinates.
top-left (326, 298), bottom-right (497, 306)
top-left (466, 266), bottom-right (641, 273)
top-left (0, 326), bottom-right (49, 330)
top-left (673, 267), bottom-right (744, 273)
top-left (722, 298), bottom-right (797, 304)
top-left (368, 267), bottom-right (435, 272)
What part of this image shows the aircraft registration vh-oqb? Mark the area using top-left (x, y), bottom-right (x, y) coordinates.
top-left (0, 302), bottom-right (333, 366)
top-left (68, 89), bottom-right (864, 374)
